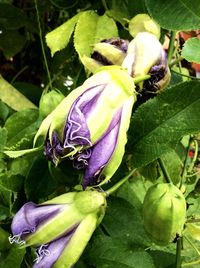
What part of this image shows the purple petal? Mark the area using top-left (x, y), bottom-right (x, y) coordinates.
top-left (45, 131), bottom-right (64, 162)
top-left (33, 228), bottom-right (76, 268)
top-left (63, 84), bottom-right (105, 149)
top-left (82, 109), bottom-right (122, 188)
top-left (11, 202), bottom-right (63, 237)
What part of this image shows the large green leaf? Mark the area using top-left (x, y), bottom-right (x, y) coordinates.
top-left (46, 12), bottom-right (82, 56)
top-left (145, 0), bottom-right (200, 30)
top-left (0, 76), bottom-right (37, 111)
top-left (129, 81), bottom-right (200, 168)
top-left (0, 29), bottom-right (26, 58)
top-left (74, 11), bottom-right (118, 58)
top-left (25, 157), bottom-right (57, 201)
top-left (182, 37), bottom-right (200, 63)
top-left (0, 246), bottom-right (25, 268)
top-left (4, 108), bottom-right (40, 150)
top-left (87, 235), bottom-right (155, 268)
top-left (102, 196), bottom-right (150, 246)
top-left (0, 3), bottom-right (27, 30)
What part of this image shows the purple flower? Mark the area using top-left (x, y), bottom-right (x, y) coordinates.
top-left (34, 67), bottom-right (137, 188)
top-left (9, 191), bottom-right (106, 268)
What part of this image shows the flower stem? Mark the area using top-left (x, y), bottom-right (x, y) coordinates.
top-left (167, 31), bottom-right (177, 64)
top-left (180, 136), bottom-right (193, 188)
top-left (34, 0), bottom-right (53, 91)
top-left (133, 75), bottom-right (151, 84)
top-left (101, 0), bottom-right (108, 10)
top-left (158, 157), bottom-right (173, 184)
top-left (106, 169), bottom-right (137, 196)
top-left (175, 236), bottom-right (182, 268)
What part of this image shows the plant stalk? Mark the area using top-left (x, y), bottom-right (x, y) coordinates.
top-left (158, 157), bottom-right (173, 184)
top-left (175, 237), bottom-right (182, 268)
top-left (105, 168), bottom-right (136, 196)
top-left (34, 0), bottom-right (53, 91)
top-left (167, 31), bottom-right (177, 64)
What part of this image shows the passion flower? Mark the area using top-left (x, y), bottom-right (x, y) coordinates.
top-left (143, 183), bottom-right (186, 245)
top-left (34, 66), bottom-right (136, 188)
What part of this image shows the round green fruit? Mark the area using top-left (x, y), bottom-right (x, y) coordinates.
top-left (143, 183), bottom-right (186, 245)
top-left (39, 89), bottom-right (64, 118)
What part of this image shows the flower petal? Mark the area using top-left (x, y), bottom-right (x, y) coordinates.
top-left (11, 202), bottom-right (63, 237)
top-left (82, 109), bottom-right (121, 188)
top-left (63, 84), bottom-right (105, 149)
top-left (33, 228), bottom-right (76, 268)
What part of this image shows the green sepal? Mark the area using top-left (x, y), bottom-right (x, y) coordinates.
top-left (74, 190), bottom-right (106, 214)
top-left (93, 42), bottom-right (126, 65)
top-left (53, 213), bottom-right (98, 268)
top-left (81, 55), bottom-right (102, 73)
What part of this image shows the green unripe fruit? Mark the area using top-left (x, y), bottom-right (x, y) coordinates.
top-left (143, 183), bottom-right (186, 245)
top-left (39, 90), bottom-right (64, 118)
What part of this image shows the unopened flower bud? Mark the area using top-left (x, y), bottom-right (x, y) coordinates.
top-left (34, 66), bottom-right (136, 188)
top-left (9, 190), bottom-right (106, 268)
top-left (122, 32), bottom-right (170, 93)
top-left (143, 183), bottom-right (186, 245)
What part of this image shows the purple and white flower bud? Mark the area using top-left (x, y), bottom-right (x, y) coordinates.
top-left (34, 66), bottom-right (136, 188)
top-left (122, 32), bottom-right (170, 93)
top-left (9, 190), bottom-right (106, 268)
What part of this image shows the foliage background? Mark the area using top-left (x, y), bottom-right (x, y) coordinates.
top-left (0, 0), bottom-right (200, 267)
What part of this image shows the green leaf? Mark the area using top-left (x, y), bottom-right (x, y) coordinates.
top-left (46, 12), bottom-right (82, 56)
top-left (0, 246), bottom-right (25, 268)
top-left (0, 29), bottom-right (26, 58)
top-left (25, 157), bottom-right (57, 201)
top-left (0, 76), bottom-right (37, 111)
top-left (161, 149), bottom-right (183, 185)
top-left (87, 235), bottom-right (155, 268)
top-left (182, 37), bottom-right (200, 63)
top-left (74, 12), bottom-right (118, 58)
top-left (106, 9), bottom-right (130, 27)
top-left (0, 172), bottom-right (24, 192)
top-left (4, 108), bottom-right (40, 150)
top-left (0, 127), bottom-right (7, 151)
top-left (186, 223), bottom-right (200, 241)
top-left (130, 81), bottom-right (200, 168)
top-left (145, 0), bottom-right (200, 30)
top-left (102, 196), bottom-right (150, 246)
top-left (0, 3), bottom-right (27, 30)
top-left (4, 147), bottom-right (42, 158)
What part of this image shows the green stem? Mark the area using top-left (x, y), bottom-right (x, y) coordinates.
top-left (158, 158), bottom-right (173, 184)
top-left (169, 56), bottom-right (183, 68)
top-left (171, 69), bottom-right (200, 80)
top-left (106, 169), bottom-right (136, 196)
top-left (34, 0), bottom-right (53, 91)
top-left (175, 237), bottom-right (182, 268)
top-left (184, 235), bottom-right (200, 255)
top-left (187, 139), bottom-right (198, 173)
top-left (180, 136), bottom-right (193, 188)
top-left (101, 0), bottom-right (108, 10)
top-left (167, 31), bottom-right (177, 63)
top-left (133, 75), bottom-right (151, 84)
top-left (11, 65), bottom-right (28, 84)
